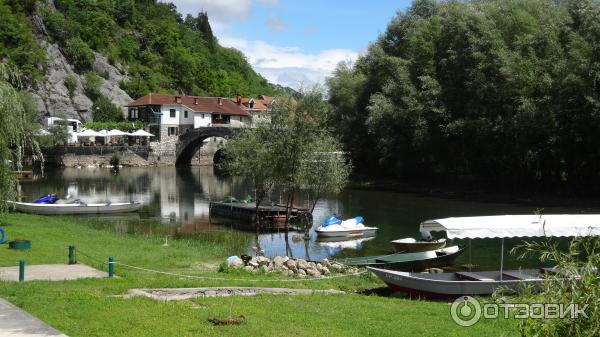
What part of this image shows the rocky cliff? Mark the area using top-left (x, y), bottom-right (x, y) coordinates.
top-left (29, 0), bottom-right (132, 122)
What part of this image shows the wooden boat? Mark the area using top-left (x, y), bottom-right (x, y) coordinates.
top-left (337, 245), bottom-right (464, 271)
top-left (367, 267), bottom-right (544, 298)
top-left (8, 201), bottom-right (141, 215)
top-left (391, 238), bottom-right (446, 252)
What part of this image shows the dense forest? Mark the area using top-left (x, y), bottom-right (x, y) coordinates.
top-left (327, 0), bottom-right (600, 195)
top-left (0, 0), bottom-right (277, 99)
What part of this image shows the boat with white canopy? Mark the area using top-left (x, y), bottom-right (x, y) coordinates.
top-left (368, 214), bottom-right (600, 298)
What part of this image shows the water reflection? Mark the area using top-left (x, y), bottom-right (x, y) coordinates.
top-left (19, 166), bottom-right (600, 267)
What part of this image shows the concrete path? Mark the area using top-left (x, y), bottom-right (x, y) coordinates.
top-left (0, 264), bottom-right (107, 282)
top-left (0, 298), bottom-right (68, 337)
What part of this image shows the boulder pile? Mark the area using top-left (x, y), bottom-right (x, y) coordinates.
top-left (226, 255), bottom-right (359, 278)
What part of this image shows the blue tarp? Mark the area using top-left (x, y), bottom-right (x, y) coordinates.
top-left (322, 215), bottom-right (342, 227)
top-left (34, 194), bottom-right (59, 204)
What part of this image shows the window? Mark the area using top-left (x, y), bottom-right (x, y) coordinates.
top-left (168, 127), bottom-right (179, 136)
top-left (170, 109), bottom-right (176, 118)
top-left (184, 110), bottom-right (188, 118)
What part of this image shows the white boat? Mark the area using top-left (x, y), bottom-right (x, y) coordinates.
top-left (390, 238), bottom-right (447, 252)
top-left (315, 216), bottom-right (378, 238)
top-left (369, 214), bottom-right (600, 297)
top-left (8, 201), bottom-right (142, 215)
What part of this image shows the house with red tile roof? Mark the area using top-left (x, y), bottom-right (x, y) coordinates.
top-left (126, 93), bottom-right (251, 141)
top-left (233, 95), bottom-right (283, 122)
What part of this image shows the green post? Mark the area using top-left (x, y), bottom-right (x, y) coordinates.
top-left (68, 245), bottom-right (76, 265)
top-left (19, 260), bottom-right (25, 282)
top-left (108, 256), bottom-right (114, 278)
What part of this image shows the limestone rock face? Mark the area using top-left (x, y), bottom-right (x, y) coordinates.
top-left (29, 0), bottom-right (132, 122)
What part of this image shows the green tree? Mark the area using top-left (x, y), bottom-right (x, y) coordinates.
top-left (92, 96), bottom-right (124, 122)
top-left (64, 37), bottom-right (94, 71)
top-left (0, 64), bottom-right (42, 212)
top-left (327, 0), bottom-right (600, 195)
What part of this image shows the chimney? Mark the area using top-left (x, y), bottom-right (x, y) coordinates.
top-left (236, 94), bottom-right (241, 105)
top-left (175, 96), bottom-right (181, 103)
top-left (194, 97), bottom-right (198, 105)
top-left (217, 97), bottom-right (222, 106)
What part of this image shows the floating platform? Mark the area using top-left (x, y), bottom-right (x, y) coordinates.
top-left (209, 201), bottom-right (312, 228)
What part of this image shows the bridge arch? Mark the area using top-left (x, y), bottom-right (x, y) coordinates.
top-left (175, 127), bottom-right (237, 166)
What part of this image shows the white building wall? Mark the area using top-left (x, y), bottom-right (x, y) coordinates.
top-left (180, 106), bottom-right (194, 125)
top-left (161, 104), bottom-right (180, 125)
top-left (194, 112), bottom-right (211, 128)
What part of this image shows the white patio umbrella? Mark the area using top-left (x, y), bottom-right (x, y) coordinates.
top-left (76, 129), bottom-right (105, 138)
top-left (130, 129), bottom-right (155, 137)
top-left (107, 129), bottom-right (129, 137)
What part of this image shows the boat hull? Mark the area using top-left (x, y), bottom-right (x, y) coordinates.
top-left (9, 201), bottom-right (142, 215)
top-left (391, 239), bottom-right (446, 252)
top-left (368, 267), bottom-right (543, 298)
top-left (339, 246), bottom-right (463, 271)
top-left (315, 227), bottom-right (378, 238)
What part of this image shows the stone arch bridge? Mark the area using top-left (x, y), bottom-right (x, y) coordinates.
top-left (175, 127), bottom-right (239, 166)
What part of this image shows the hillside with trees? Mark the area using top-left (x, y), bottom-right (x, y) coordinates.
top-left (0, 0), bottom-right (278, 121)
top-left (327, 0), bottom-right (600, 195)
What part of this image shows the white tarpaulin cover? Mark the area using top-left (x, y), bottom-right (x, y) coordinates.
top-left (420, 214), bottom-right (600, 239)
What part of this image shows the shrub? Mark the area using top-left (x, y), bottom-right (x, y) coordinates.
top-left (63, 37), bottom-right (94, 71)
top-left (63, 75), bottom-right (77, 97)
top-left (512, 236), bottom-right (600, 336)
top-left (109, 153), bottom-right (120, 167)
top-left (84, 72), bottom-right (102, 101)
top-left (91, 96), bottom-right (124, 122)
top-left (83, 121), bottom-right (143, 132)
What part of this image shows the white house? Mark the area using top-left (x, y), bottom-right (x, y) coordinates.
top-left (126, 93), bottom-right (251, 142)
top-left (43, 116), bottom-right (82, 144)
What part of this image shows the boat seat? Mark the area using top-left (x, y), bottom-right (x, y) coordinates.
top-left (502, 271), bottom-right (535, 280)
top-left (455, 271), bottom-right (494, 281)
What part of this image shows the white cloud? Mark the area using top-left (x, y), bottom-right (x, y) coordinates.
top-left (220, 37), bottom-right (359, 89)
top-left (265, 16), bottom-right (288, 32)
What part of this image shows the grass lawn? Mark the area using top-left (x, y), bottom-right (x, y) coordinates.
top-left (0, 213), bottom-right (518, 336)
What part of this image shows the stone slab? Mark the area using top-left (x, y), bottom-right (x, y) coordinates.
top-left (126, 287), bottom-right (345, 301)
top-left (0, 298), bottom-right (68, 337)
top-left (0, 264), bottom-right (107, 282)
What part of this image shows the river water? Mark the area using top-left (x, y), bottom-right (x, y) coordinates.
top-left (18, 167), bottom-right (599, 270)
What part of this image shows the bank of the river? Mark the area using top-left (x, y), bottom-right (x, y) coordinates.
top-left (0, 213), bottom-right (516, 336)
top-left (349, 177), bottom-right (600, 208)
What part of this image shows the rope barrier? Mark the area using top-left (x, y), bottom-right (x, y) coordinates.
top-left (113, 261), bottom-right (368, 282)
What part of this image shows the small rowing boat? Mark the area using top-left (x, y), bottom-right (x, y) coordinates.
top-left (337, 245), bottom-right (463, 271)
top-left (391, 238), bottom-right (447, 252)
top-left (367, 267), bottom-right (544, 298)
top-left (8, 201), bottom-right (142, 215)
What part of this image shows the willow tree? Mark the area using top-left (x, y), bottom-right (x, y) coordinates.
top-left (0, 64), bottom-right (43, 212)
top-left (223, 92), bottom-right (351, 231)
top-left (221, 123), bottom-right (277, 223)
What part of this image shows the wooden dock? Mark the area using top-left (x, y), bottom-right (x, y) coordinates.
top-left (209, 201), bottom-right (312, 227)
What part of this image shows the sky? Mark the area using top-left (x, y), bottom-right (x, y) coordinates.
top-left (165, 0), bottom-right (412, 90)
